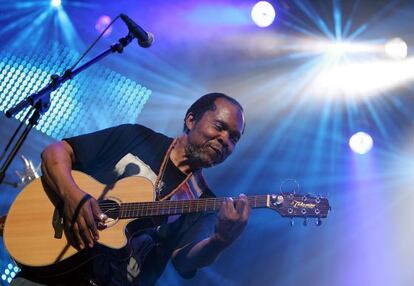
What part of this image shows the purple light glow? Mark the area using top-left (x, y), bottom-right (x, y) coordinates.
top-left (95, 15), bottom-right (112, 37)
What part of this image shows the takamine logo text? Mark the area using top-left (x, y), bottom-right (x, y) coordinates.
top-left (290, 201), bottom-right (316, 209)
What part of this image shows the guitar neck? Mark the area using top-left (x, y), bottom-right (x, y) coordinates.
top-left (119, 195), bottom-right (270, 218)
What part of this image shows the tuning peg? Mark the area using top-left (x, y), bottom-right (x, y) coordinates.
top-left (303, 217), bottom-right (308, 226)
top-left (316, 218), bottom-right (322, 226)
top-left (290, 218), bottom-right (294, 227)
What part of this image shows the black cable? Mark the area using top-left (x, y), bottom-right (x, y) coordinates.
top-left (68, 15), bottom-right (121, 72)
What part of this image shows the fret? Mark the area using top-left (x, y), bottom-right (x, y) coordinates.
top-left (121, 195), bottom-right (272, 219)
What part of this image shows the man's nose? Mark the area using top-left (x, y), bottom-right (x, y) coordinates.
top-left (218, 134), bottom-right (231, 150)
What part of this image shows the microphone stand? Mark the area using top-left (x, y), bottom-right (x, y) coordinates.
top-left (0, 33), bottom-right (135, 185)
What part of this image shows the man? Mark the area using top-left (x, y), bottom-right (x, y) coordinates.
top-left (12, 92), bottom-right (250, 285)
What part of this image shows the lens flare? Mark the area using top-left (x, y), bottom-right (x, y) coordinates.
top-left (385, 38), bottom-right (408, 60)
top-left (251, 1), bottom-right (276, 28)
top-left (349, 132), bottom-right (373, 154)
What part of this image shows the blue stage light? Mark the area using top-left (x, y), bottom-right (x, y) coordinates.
top-left (251, 1), bottom-right (276, 28)
top-left (51, 0), bottom-right (61, 8)
top-left (1, 43), bottom-right (151, 139)
top-left (349, 132), bottom-right (373, 155)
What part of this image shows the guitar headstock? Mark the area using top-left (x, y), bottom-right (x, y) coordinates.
top-left (267, 193), bottom-right (330, 225)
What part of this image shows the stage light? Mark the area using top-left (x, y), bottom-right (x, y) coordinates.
top-left (50, 0), bottom-right (61, 8)
top-left (0, 45), bottom-right (151, 139)
top-left (251, 1), bottom-right (275, 28)
top-left (95, 16), bottom-right (112, 37)
top-left (321, 41), bottom-right (359, 58)
top-left (385, 37), bottom-right (408, 60)
top-left (310, 57), bottom-right (414, 98)
top-left (349, 132), bottom-right (373, 155)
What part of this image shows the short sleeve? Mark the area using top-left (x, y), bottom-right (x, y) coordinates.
top-left (63, 124), bottom-right (154, 176)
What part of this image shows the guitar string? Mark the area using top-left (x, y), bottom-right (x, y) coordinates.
top-left (95, 195), bottom-right (328, 205)
top-left (96, 196), bottom-right (270, 208)
top-left (98, 197), bottom-right (270, 210)
top-left (94, 191), bottom-right (329, 217)
top-left (97, 203), bottom-right (330, 214)
top-left (96, 196), bottom-right (329, 208)
top-left (98, 200), bottom-right (330, 216)
top-left (97, 206), bottom-right (330, 214)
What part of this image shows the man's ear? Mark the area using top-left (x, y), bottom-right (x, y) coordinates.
top-left (185, 113), bottom-right (196, 132)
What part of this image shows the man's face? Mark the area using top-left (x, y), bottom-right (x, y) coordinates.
top-left (185, 98), bottom-right (245, 168)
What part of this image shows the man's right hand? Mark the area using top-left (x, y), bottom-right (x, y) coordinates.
top-left (41, 141), bottom-right (107, 250)
top-left (63, 188), bottom-right (106, 250)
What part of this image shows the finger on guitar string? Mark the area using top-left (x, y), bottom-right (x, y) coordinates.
top-left (86, 199), bottom-right (103, 240)
top-left (78, 214), bottom-right (95, 248)
top-left (69, 221), bottom-right (85, 250)
top-left (222, 197), bottom-right (236, 218)
top-left (64, 193), bottom-right (99, 249)
top-left (64, 221), bottom-right (77, 249)
top-left (237, 194), bottom-right (250, 222)
top-left (90, 198), bottom-right (105, 239)
top-left (214, 195), bottom-right (252, 246)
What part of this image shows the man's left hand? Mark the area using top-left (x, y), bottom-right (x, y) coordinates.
top-left (213, 194), bottom-right (251, 246)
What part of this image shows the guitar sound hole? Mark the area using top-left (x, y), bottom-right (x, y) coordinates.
top-left (98, 199), bottom-right (120, 220)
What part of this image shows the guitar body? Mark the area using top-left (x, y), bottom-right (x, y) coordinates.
top-left (4, 171), bottom-right (156, 278)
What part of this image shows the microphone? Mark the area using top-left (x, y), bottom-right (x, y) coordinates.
top-left (120, 14), bottom-right (154, 48)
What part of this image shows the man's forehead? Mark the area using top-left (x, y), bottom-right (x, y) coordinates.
top-left (211, 99), bottom-right (244, 129)
top-left (214, 98), bottom-right (243, 114)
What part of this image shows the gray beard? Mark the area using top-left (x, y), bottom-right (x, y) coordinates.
top-left (185, 142), bottom-right (214, 169)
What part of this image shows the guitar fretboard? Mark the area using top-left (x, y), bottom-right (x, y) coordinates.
top-left (118, 195), bottom-right (269, 219)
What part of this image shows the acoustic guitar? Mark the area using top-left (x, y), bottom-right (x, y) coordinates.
top-left (3, 171), bottom-right (330, 278)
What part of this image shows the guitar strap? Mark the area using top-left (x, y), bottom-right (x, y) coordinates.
top-left (183, 170), bottom-right (208, 199)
